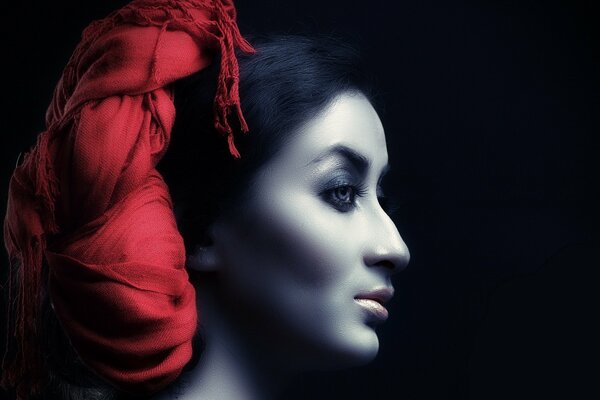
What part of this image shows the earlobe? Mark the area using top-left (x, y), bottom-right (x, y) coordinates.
top-left (187, 244), bottom-right (221, 272)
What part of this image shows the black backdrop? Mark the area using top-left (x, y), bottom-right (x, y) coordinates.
top-left (1, 1), bottom-right (598, 399)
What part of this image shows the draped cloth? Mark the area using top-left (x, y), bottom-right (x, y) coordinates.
top-left (1, 0), bottom-right (254, 397)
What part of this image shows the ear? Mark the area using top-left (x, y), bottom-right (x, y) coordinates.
top-left (187, 242), bottom-right (222, 272)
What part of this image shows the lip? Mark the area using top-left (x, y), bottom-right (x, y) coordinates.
top-left (354, 287), bottom-right (394, 322)
top-left (355, 287), bottom-right (394, 304)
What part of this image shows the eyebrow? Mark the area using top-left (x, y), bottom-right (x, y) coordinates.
top-left (308, 144), bottom-right (390, 177)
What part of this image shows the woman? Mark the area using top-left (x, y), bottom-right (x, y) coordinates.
top-left (1, 1), bottom-right (409, 399)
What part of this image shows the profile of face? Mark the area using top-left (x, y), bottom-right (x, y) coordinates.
top-left (190, 91), bottom-right (410, 371)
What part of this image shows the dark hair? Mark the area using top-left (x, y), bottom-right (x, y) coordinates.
top-left (160, 34), bottom-right (377, 254)
top-left (7, 34), bottom-right (376, 400)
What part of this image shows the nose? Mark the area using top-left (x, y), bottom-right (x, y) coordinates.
top-left (363, 209), bottom-right (410, 274)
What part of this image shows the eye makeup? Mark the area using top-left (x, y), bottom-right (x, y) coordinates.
top-left (318, 173), bottom-right (368, 212)
top-left (309, 145), bottom-right (397, 215)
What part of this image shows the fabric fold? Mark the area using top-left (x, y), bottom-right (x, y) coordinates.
top-left (2, 0), bottom-right (254, 397)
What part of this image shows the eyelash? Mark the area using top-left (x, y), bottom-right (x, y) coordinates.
top-left (377, 193), bottom-right (400, 217)
top-left (322, 183), bottom-right (368, 212)
top-left (323, 183), bottom-right (400, 216)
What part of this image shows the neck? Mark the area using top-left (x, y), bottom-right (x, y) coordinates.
top-left (155, 286), bottom-right (291, 400)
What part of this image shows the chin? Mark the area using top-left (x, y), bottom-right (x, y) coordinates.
top-left (312, 326), bottom-right (381, 370)
top-left (344, 326), bottom-right (381, 366)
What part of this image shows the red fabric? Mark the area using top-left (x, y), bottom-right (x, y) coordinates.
top-left (2, 0), bottom-right (254, 397)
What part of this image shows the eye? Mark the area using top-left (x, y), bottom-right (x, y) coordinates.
top-left (322, 184), bottom-right (367, 212)
top-left (334, 186), bottom-right (353, 203)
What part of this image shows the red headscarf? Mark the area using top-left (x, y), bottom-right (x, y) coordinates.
top-left (2, 0), bottom-right (254, 397)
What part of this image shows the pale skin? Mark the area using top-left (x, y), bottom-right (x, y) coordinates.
top-left (153, 91), bottom-right (410, 400)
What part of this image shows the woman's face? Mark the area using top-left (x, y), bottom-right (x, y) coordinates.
top-left (207, 91), bottom-right (410, 369)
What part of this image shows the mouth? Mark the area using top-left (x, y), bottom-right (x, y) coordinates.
top-left (354, 287), bottom-right (394, 322)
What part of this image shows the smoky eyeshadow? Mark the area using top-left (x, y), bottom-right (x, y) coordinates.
top-left (318, 172), bottom-right (356, 193)
top-left (309, 150), bottom-right (371, 196)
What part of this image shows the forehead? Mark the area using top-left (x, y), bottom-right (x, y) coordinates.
top-left (279, 92), bottom-right (388, 170)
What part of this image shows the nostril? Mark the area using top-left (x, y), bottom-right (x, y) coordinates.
top-left (373, 260), bottom-right (396, 270)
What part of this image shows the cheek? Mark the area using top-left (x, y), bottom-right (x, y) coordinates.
top-left (233, 190), bottom-right (354, 277)
top-left (217, 189), bottom-right (360, 322)
top-left (214, 187), bottom-right (380, 368)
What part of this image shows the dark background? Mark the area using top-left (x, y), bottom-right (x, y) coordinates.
top-left (1, 1), bottom-right (598, 399)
